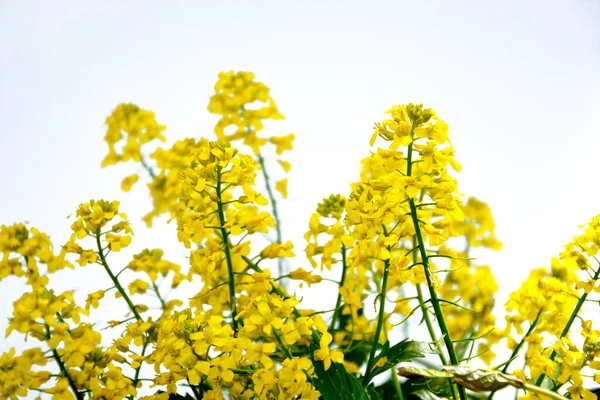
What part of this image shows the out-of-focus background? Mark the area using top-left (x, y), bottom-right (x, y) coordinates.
top-left (1, 0), bottom-right (599, 354)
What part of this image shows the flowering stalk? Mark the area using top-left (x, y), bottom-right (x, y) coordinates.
top-left (488, 309), bottom-right (542, 400)
top-left (45, 324), bottom-right (83, 400)
top-left (329, 244), bottom-right (348, 332)
top-left (363, 239), bottom-right (391, 385)
top-left (95, 229), bottom-right (142, 322)
top-left (406, 132), bottom-right (467, 400)
top-left (215, 166), bottom-right (239, 334)
top-left (410, 200), bottom-right (467, 400)
top-left (534, 262), bottom-right (600, 387)
top-left (95, 227), bottom-right (148, 395)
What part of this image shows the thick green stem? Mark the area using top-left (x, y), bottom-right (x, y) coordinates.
top-left (416, 284), bottom-right (447, 365)
top-left (329, 244), bottom-right (348, 332)
top-left (413, 234), bottom-right (448, 366)
top-left (215, 166), bottom-right (239, 333)
top-left (409, 199), bottom-right (466, 400)
top-left (363, 244), bottom-right (391, 385)
top-left (534, 262), bottom-right (600, 387)
top-left (405, 128), bottom-right (465, 400)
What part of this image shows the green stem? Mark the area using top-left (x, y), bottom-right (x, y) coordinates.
top-left (502, 310), bottom-right (542, 374)
top-left (273, 330), bottom-right (294, 360)
top-left (131, 336), bottom-right (150, 394)
top-left (410, 199), bottom-right (467, 400)
top-left (152, 281), bottom-right (167, 312)
top-left (488, 309), bottom-right (542, 400)
top-left (45, 325), bottom-right (83, 400)
top-left (95, 229), bottom-right (141, 321)
top-left (416, 284), bottom-right (448, 365)
top-left (274, 329), bottom-right (315, 385)
top-left (257, 154), bottom-right (284, 278)
top-left (329, 244), bottom-right (348, 332)
top-left (383, 315), bottom-right (406, 400)
top-left (216, 166), bottom-right (239, 334)
top-left (363, 242), bottom-right (391, 385)
top-left (96, 229), bottom-right (149, 395)
top-left (405, 129), bottom-right (465, 400)
top-left (187, 378), bottom-right (201, 400)
top-left (140, 158), bottom-right (156, 179)
top-left (413, 234), bottom-right (448, 366)
top-left (534, 263), bottom-right (600, 387)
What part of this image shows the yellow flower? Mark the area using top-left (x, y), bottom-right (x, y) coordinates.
top-left (85, 290), bottom-right (104, 310)
top-left (104, 234), bottom-right (132, 252)
top-left (275, 178), bottom-right (288, 198)
top-left (128, 279), bottom-right (149, 295)
top-left (260, 241), bottom-right (295, 259)
top-left (314, 332), bottom-right (344, 370)
top-left (120, 174), bottom-right (139, 192)
top-left (289, 268), bottom-right (322, 287)
top-left (280, 357), bottom-right (312, 382)
top-left (75, 250), bottom-right (98, 267)
top-left (278, 160), bottom-right (291, 172)
top-left (269, 134), bottom-right (295, 155)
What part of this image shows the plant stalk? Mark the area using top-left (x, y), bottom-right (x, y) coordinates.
top-left (215, 166), bottom-right (239, 333)
top-left (363, 243), bottom-right (391, 385)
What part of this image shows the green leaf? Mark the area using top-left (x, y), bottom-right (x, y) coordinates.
top-left (313, 359), bottom-right (372, 400)
top-left (367, 340), bottom-right (427, 380)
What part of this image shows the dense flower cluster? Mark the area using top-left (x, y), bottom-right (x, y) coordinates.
top-left (1, 71), bottom-right (598, 400)
top-left (499, 215), bottom-right (600, 400)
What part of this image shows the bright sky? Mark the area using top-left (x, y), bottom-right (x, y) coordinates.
top-left (1, 0), bottom-right (599, 362)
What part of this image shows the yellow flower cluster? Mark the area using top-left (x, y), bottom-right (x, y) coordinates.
top-left (101, 103), bottom-right (166, 168)
top-left (303, 105), bottom-right (504, 392)
top-left (346, 105), bottom-right (464, 358)
top-left (1, 223), bottom-right (69, 287)
top-left (207, 71), bottom-right (292, 219)
top-left (3, 72), bottom-right (599, 400)
top-left (1, 222), bottom-right (141, 399)
top-left (207, 71), bottom-right (285, 153)
top-left (502, 215), bottom-right (600, 399)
